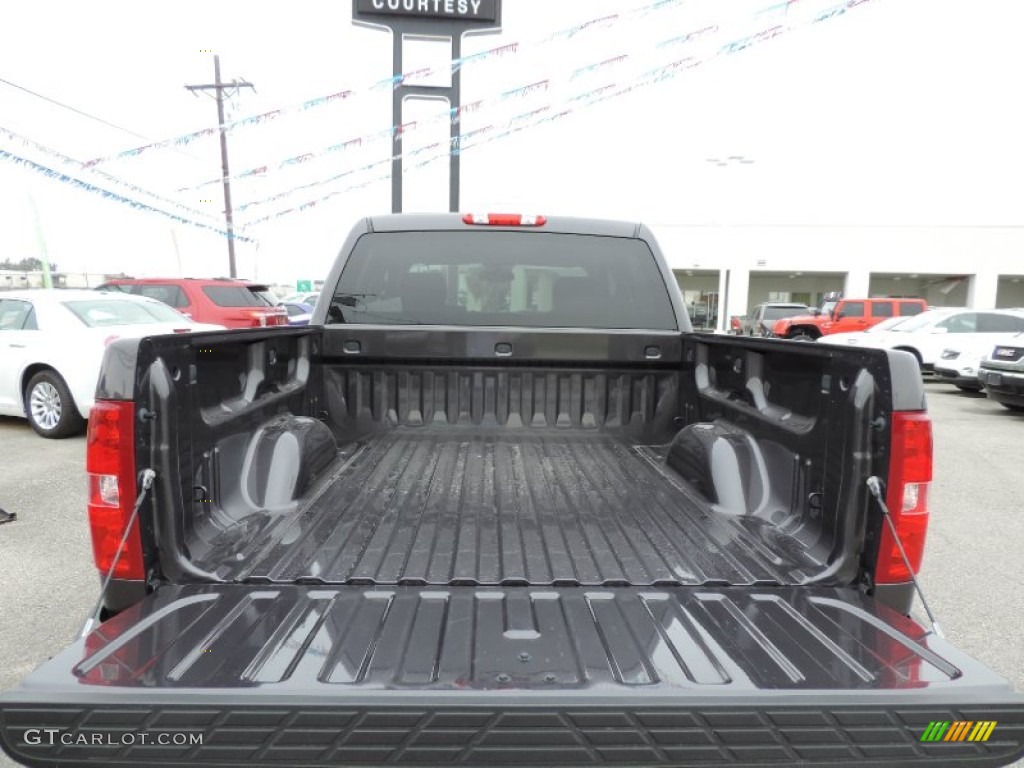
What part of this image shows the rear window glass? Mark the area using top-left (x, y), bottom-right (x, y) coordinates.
top-left (253, 290), bottom-right (280, 306)
top-left (899, 301), bottom-right (925, 316)
top-left (762, 305), bottom-right (809, 320)
top-left (63, 300), bottom-right (186, 327)
top-left (202, 286), bottom-right (274, 307)
top-left (327, 231), bottom-right (677, 330)
top-left (135, 284), bottom-right (189, 308)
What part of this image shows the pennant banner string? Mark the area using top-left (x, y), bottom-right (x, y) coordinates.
top-left (237, 0), bottom-right (875, 230)
top-left (80, 89), bottom-right (355, 168)
top-left (0, 126), bottom-right (223, 225)
top-left (187, 0), bottom-right (810, 195)
top-left (0, 148), bottom-right (254, 242)
top-left (232, 0), bottom-right (840, 214)
top-left (225, 26), bottom-right (731, 201)
top-left (81, 0), bottom-right (696, 169)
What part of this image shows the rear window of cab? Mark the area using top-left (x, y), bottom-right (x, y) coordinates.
top-left (201, 286), bottom-right (276, 307)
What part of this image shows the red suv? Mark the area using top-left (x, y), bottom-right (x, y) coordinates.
top-left (771, 297), bottom-right (927, 340)
top-left (95, 278), bottom-right (288, 329)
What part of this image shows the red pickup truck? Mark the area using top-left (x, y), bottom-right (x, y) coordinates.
top-left (772, 296), bottom-right (928, 340)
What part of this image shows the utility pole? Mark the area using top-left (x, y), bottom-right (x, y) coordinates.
top-left (185, 56), bottom-right (253, 278)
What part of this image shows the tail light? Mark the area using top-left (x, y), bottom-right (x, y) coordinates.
top-left (875, 411), bottom-right (933, 584)
top-left (241, 309), bottom-right (269, 327)
top-left (245, 309), bottom-right (287, 327)
top-left (462, 213), bottom-right (547, 227)
top-left (87, 401), bottom-right (145, 580)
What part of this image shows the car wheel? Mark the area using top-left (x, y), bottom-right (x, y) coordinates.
top-left (790, 333), bottom-right (815, 342)
top-left (955, 383), bottom-right (983, 392)
top-left (25, 370), bottom-right (85, 439)
top-left (998, 402), bottom-right (1024, 412)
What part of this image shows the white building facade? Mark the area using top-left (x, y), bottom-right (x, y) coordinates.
top-left (654, 224), bottom-right (1024, 331)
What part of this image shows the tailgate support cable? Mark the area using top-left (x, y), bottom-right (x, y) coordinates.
top-left (79, 469), bottom-right (157, 639)
top-left (866, 476), bottom-right (943, 639)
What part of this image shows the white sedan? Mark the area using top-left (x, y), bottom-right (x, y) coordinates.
top-left (0, 290), bottom-right (224, 438)
top-left (820, 308), bottom-right (1024, 371)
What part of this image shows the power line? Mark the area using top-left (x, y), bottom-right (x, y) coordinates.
top-left (0, 76), bottom-right (206, 165)
top-left (0, 76), bottom-right (151, 139)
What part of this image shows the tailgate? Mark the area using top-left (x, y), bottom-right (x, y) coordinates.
top-left (2, 585), bottom-right (1022, 768)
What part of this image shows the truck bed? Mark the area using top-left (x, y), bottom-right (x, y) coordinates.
top-left (220, 431), bottom-right (819, 587)
top-left (9, 317), bottom-right (1024, 767)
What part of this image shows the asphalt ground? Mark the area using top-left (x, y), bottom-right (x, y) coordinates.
top-left (0, 380), bottom-right (1022, 766)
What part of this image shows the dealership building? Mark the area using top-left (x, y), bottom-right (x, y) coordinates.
top-left (654, 224), bottom-right (1024, 331)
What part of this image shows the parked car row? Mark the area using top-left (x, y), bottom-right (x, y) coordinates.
top-left (815, 306), bottom-right (1024, 412)
top-left (819, 307), bottom-right (1024, 368)
top-left (0, 290), bottom-right (225, 437)
top-left (770, 296), bottom-right (928, 340)
top-left (0, 279), bottom-right (321, 438)
top-left (734, 296), bottom-right (929, 339)
top-left (96, 279), bottom-right (321, 327)
top-left (742, 302), bottom-right (810, 336)
top-left (96, 277), bottom-right (289, 328)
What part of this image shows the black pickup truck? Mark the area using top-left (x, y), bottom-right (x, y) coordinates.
top-left (2, 214), bottom-right (1022, 767)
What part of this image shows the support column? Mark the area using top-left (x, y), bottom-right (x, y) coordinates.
top-left (966, 271), bottom-right (999, 309)
top-left (718, 268), bottom-right (749, 332)
top-left (844, 269), bottom-right (871, 298)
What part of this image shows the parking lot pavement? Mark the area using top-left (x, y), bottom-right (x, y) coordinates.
top-left (916, 382), bottom-right (1024, 692)
top-left (0, 417), bottom-right (94, 700)
top-left (0, 383), bottom-right (1021, 767)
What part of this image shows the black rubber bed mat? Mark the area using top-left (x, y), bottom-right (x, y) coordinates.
top-left (228, 432), bottom-right (824, 586)
top-left (4, 585), bottom-right (1024, 767)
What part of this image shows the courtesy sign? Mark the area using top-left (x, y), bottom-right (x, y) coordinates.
top-left (356, 0), bottom-right (498, 22)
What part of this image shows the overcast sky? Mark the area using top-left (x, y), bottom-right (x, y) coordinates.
top-left (1, 0), bottom-right (1022, 285)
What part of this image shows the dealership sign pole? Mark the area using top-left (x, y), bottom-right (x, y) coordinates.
top-left (352, 0), bottom-right (502, 213)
